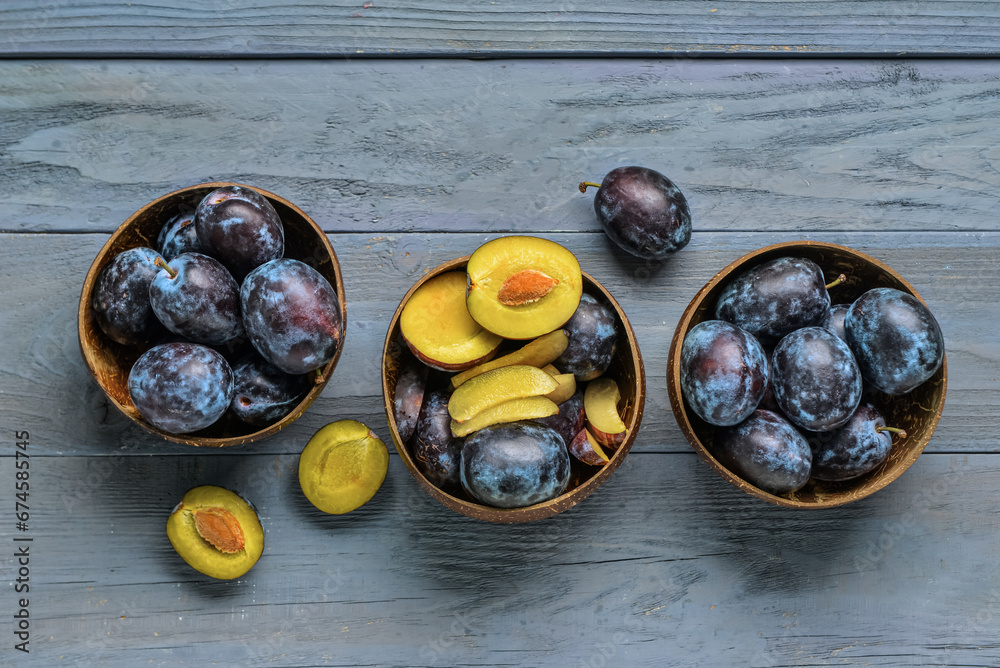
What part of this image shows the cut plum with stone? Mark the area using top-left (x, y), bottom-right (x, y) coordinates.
top-left (195, 185), bottom-right (284, 281)
top-left (298, 420), bottom-right (389, 514)
top-left (580, 166), bottom-right (692, 259)
top-left (466, 236), bottom-right (582, 340)
top-left (128, 342), bottom-right (234, 434)
top-left (401, 271), bottom-right (503, 371)
top-left (845, 287), bottom-right (945, 395)
top-left (241, 258), bottom-right (343, 375)
top-left (808, 402), bottom-right (904, 482)
top-left (555, 293), bottom-right (618, 382)
top-left (156, 211), bottom-right (203, 261)
top-left (412, 391), bottom-right (462, 488)
top-left (149, 253), bottom-right (243, 346)
top-left (230, 354), bottom-right (311, 427)
top-left (393, 359), bottom-right (428, 443)
top-left (91, 246), bottom-right (165, 346)
top-left (166, 485), bottom-right (264, 580)
top-left (713, 409), bottom-right (812, 495)
top-left (680, 320), bottom-right (769, 427)
top-left (772, 326), bottom-right (862, 432)
top-left (460, 421), bottom-right (571, 508)
top-left (715, 256), bottom-right (835, 345)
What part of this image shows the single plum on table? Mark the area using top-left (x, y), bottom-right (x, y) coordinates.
top-left (149, 252), bottom-right (244, 346)
top-left (91, 246), bottom-right (165, 346)
top-left (128, 342), bottom-right (234, 434)
top-left (156, 211), bottom-right (203, 261)
top-left (845, 287), bottom-right (945, 395)
top-left (580, 166), bottom-right (692, 259)
top-left (680, 320), bottom-right (769, 427)
top-left (808, 402), bottom-right (904, 482)
top-left (713, 409), bottom-right (812, 495)
top-left (241, 258), bottom-right (343, 375)
top-left (195, 185), bottom-right (284, 281)
top-left (460, 421), bottom-right (570, 508)
top-left (554, 293), bottom-right (618, 382)
top-left (229, 354), bottom-right (311, 427)
top-left (771, 326), bottom-right (862, 432)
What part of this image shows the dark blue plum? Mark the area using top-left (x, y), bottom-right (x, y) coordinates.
top-left (460, 421), bottom-right (570, 508)
top-left (821, 303), bottom-right (851, 343)
top-left (91, 247), bottom-right (164, 345)
top-left (195, 185), bottom-right (284, 281)
top-left (555, 293), bottom-right (618, 381)
top-left (715, 256), bottom-right (830, 344)
top-left (229, 354), bottom-right (311, 427)
top-left (412, 391), bottom-right (461, 489)
top-left (808, 403), bottom-right (899, 481)
top-left (128, 342), bottom-right (234, 434)
top-left (584, 166), bottom-right (691, 259)
top-left (772, 327), bottom-right (862, 432)
top-left (241, 258), bottom-right (343, 375)
top-left (535, 389), bottom-right (586, 449)
top-left (393, 360), bottom-right (428, 444)
top-left (680, 320), bottom-right (768, 427)
top-left (714, 409), bottom-right (812, 495)
top-left (149, 252), bottom-right (243, 345)
top-left (845, 287), bottom-right (944, 395)
top-left (757, 347), bottom-right (781, 413)
top-left (156, 211), bottom-right (203, 261)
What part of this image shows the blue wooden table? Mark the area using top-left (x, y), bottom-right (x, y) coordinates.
top-left (2, 3), bottom-right (999, 666)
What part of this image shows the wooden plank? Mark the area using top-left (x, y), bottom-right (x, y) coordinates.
top-left (1, 231), bottom-right (996, 457)
top-left (3, 1), bottom-right (1000, 57)
top-left (2, 451), bottom-right (998, 666)
top-left (3, 59), bottom-right (1000, 235)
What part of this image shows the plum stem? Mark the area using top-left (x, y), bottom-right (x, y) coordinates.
top-left (313, 368), bottom-right (324, 384)
top-left (876, 426), bottom-right (907, 439)
top-left (825, 274), bottom-right (847, 290)
top-left (578, 181), bottom-right (602, 193)
top-left (154, 256), bottom-right (177, 279)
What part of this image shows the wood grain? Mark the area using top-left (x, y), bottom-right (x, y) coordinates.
top-left (2, 452), bottom-right (998, 666)
top-left (3, 59), bottom-right (1000, 234)
top-left (2, 1), bottom-right (1000, 57)
top-left (2, 230), bottom-right (996, 457)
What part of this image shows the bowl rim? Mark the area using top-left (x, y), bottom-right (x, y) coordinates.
top-left (666, 239), bottom-right (947, 509)
top-left (381, 254), bottom-right (646, 523)
top-left (78, 181), bottom-right (347, 447)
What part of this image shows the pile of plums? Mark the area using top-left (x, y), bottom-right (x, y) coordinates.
top-left (391, 237), bottom-right (628, 510)
top-left (680, 255), bottom-right (944, 495)
top-left (91, 186), bottom-right (343, 435)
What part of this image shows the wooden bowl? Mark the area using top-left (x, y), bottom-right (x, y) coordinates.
top-left (667, 240), bottom-right (947, 508)
top-left (78, 182), bottom-right (346, 447)
top-left (382, 256), bottom-right (646, 523)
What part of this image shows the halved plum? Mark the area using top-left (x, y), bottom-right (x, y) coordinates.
top-left (466, 236), bottom-right (582, 340)
top-left (400, 271), bottom-right (503, 371)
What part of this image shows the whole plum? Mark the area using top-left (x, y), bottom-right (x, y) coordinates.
top-left (845, 287), bottom-right (944, 395)
top-left (771, 326), bottom-right (862, 432)
top-left (808, 403), bottom-right (901, 481)
top-left (536, 389), bottom-right (586, 448)
top-left (128, 342), bottom-right (234, 433)
top-left (393, 360), bottom-right (428, 444)
top-left (582, 166), bottom-right (692, 259)
top-left (554, 293), bottom-right (618, 381)
top-left (149, 252), bottom-right (244, 346)
top-left (412, 391), bottom-right (461, 489)
top-left (92, 247), bottom-right (164, 346)
top-left (713, 409), bottom-right (812, 495)
top-left (230, 354), bottom-right (311, 427)
top-left (461, 421), bottom-right (570, 508)
top-left (241, 258), bottom-right (343, 375)
top-left (715, 256), bottom-right (831, 345)
top-left (156, 211), bottom-right (203, 261)
top-left (821, 303), bottom-right (851, 343)
top-left (195, 185), bottom-right (284, 281)
top-left (680, 320), bottom-right (768, 426)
